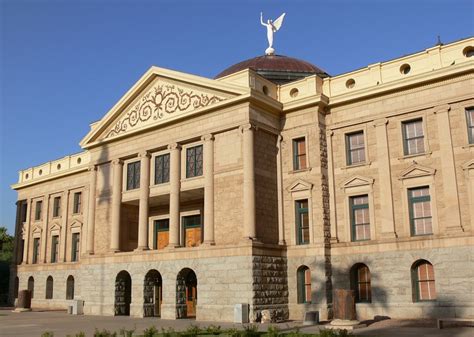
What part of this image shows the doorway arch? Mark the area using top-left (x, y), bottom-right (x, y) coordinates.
top-left (176, 268), bottom-right (197, 319)
top-left (114, 270), bottom-right (132, 316)
top-left (143, 269), bottom-right (162, 317)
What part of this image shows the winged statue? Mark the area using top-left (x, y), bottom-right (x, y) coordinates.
top-left (260, 12), bottom-right (286, 55)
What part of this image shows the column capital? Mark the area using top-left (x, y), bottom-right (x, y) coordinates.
top-left (326, 130), bottom-right (334, 137)
top-left (239, 123), bottom-right (256, 133)
top-left (112, 159), bottom-right (123, 166)
top-left (167, 143), bottom-right (182, 151)
top-left (433, 104), bottom-right (451, 115)
top-left (372, 118), bottom-right (389, 127)
top-left (139, 151), bottom-right (151, 159)
top-left (88, 164), bottom-right (97, 172)
top-left (201, 134), bottom-right (215, 142)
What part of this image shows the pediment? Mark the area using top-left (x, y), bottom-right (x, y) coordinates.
top-left (31, 225), bottom-right (42, 234)
top-left (288, 179), bottom-right (313, 192)
top-left (399, 164), bottom-right (436, 180)
top-left (49, 223), bottom-right (61, 232)
top-left (81, 67), bottom-right (248, 147)
top-left (462, 159), bottom-right (474, 170)
top-left (70, 220), bottom-right (83, 229)
top-left (341, 175), bottom-right (374, 189)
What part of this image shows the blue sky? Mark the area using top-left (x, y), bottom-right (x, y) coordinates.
top-left (1, 0), bottom-right (473, 235)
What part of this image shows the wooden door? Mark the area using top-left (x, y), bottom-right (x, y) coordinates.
top-left (186, 285), bottom-right (196, 317)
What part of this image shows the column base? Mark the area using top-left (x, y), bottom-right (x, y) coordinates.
top-left (134, 246), bottom-right (149, 252)
top-left (165, 244), bottom-right (181, 250)
top-left (278, 240), bottom-right (287, 245)
top-left (109, 248), bottom-right (121, 253)
top-left (201, 240), bottom-right (215, 246)
top-left (85, 250), bottom-right (94, 255)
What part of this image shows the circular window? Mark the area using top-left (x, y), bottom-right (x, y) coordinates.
top-left (262, 86), bottom-right (269, 95)
top-left (400, 64), bottom-right (411, 75)
top-left (346, 78), bottom-right (355, 89)
top-left (290, 88), bottom-right (299, 98)
top-left (57, 164), bottom-right (61, 170)
top-left (463, 46), bottom-right (474, 57)
top-left (39, 169), bottom-right (43, 176)
top-left (25, 173), bottom-right (29, 179)
top-left (77, 157), bottom-right (82, 164)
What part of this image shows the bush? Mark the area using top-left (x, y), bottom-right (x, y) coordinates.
top-left (319, 329), bottom-right (351, 337)
top-left (94, 328), bottom-right (117, 337)
top-left (265, 326), bottom-right (281, 337)
top-left (119, 327), bottom-right (135, 337)
top-left (205, 325), bottom-right (222, 335)
top-left (143, 326), bottom-right (158, 337)
top-left (243, 324), bottom-right (260, 337)
top-left (41, 332), bottom-right (54, 337)
top-left (66, 333), bottom-right (85, 337)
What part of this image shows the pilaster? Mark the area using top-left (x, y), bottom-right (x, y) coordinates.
top-left (276, 135), bottom-right (286, 245)
top-left (60, 191), bottom-right (69, 262)
top-left (240, 123), bottom-right (257, 240)
top-left (136, 151), bottom-right (151, 251)
top-left (168, 143), bottom-right (181, 248)
top-left (110, 159), bottom-right (123, 252)
top-left (202, 134), bottom-right (215, 245)
top-left (86, 165), bottom-right (97, 254)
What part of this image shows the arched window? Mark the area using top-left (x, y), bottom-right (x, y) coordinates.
top-left (297, 266), bottom-right (311, 304)
top-left (412, 260), bottom-right (436, 301)
top-left (66, 275), bottom-right (75, 300)
top-left (27, 276), bottom-right (34, 298)
top-left (46, 276), bottom-right (54, 299)
top-left (14, 277), bottom-right (19, 299)
top-left (350, 263), bottom-right (371, 303)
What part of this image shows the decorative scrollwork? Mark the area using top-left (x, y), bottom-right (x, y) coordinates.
top-left (106, 84), bottom-right (225, 138)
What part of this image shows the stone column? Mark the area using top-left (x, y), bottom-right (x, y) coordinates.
top-left (41, 195), bottom-right (50, 263)
top-left (276, 135), bottom-right (286, 245)
top-left (434, 104), bottom-right (463, 233)
top-left (373, 119), bottom-right (397, 238)
top-left (110, 159), bottom-right (123, 252)
top-left (168, 143), bottom-right (181, 248)
top-left (240, 123), bottom-right (257, 240)
top-left (23, 199), bottom-right (32, 264)
top-left (60, 191), bottom-right (69, 262)
top-left (86, 165), bottom-right (97, 254)
top-left (202, 134), bottom-right (215, 245)
top-left (137, 151), bottom-right (151, 250)
top-left (327, 130), bottom-right (339, 242)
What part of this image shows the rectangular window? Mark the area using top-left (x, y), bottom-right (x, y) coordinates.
top-left (32, 238), bottom-right (40, 264)
top-left (402, 119), bottom-right (425, 155)
top-left (73, 192), bottom-right (82, 214)
top-left (292, 138), bottom-right (307, 170)
top-left (126, 161), bottom-right (141, 190)
top-left (154, 154), bottom-right (170, 184)
top-left (296, 200), bottom-right (309, 245)
top-left (153, 219), bottom-right (170, 249)
top-left (350, 195), bottom-right (370, 241)
top-left (186, 145), bottom-right (203, 178)
top-left (51, 235), bottom-right (59, 263)
top-left (71, 233), bottom-right (80, 262)
top-left (183, 214), bottom-right (202, 247)
top-left (53, 197), bottom-right (61, 217)
top-left (20, 201), bottom-right (28, 223)
top-left (35, 200), bottom-right (43, 221)
top-left (408, 186), bottom-right (432, 236)
top-left (346, 131), bottom-right (366, 165)
top-left (466, 107), bottom-right (474, 144)
top-left (19, 239), bottom-right (24, 264)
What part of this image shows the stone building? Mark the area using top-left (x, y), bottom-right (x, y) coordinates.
top-left (9, 37), bottom-right (474, 322)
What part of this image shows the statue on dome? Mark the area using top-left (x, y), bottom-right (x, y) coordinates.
top-left (260, 12), bottom-right (286, 56)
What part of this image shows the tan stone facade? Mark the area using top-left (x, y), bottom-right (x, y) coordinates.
top-left (10, 37), bottom-right (474, 322)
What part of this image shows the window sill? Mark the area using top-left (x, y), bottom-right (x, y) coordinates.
top-left (153, 182), bottom-right (170, 187)
top-left (398, 151), bottom-right (432, 161)
top-left (462, 143), bottom-right (474, 149)
top-left (288, 167), bottom-right (312, 175)
top-left (341, 162), bottom-right (371, 170)
top-left (181, 175), bottom-right (204, 183)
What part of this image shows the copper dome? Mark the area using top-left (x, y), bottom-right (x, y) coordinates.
top-left (215, 55), bottom-right (329, 84)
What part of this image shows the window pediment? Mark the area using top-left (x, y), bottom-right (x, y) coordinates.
top-left (462, 159), bottom-right (474, 170)
top-left (49, 223), bottom-right (61, 232)
top-left (288, 179), bottom-right (313, 193)
top-left (31, 225), bottom-right (42, 235)
top-left (70, 220), bottom-right (83, 229)
top-left (399, 163), bottom-right (436, 180)
top-left (341, 175), bottom-right (374, 190)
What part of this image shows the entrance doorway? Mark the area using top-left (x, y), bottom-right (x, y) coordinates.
top-left (176, 268), bottom-right (197, 318)
top-left (144, 270), bottom-right (162, 317)
top-left (114, 270), bottom-right (132, 316)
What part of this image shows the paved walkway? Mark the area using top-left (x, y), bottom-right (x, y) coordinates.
top-left (0, 309), bottom-right (472, 337)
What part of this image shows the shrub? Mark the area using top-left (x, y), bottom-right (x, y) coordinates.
top-left (160, 327), bottom-right (177, 337)
top-left (119, 327), bottom-right (135, 337)
top-left (265, 325), bottom-right (280, 337)
top-left (205, 324), bottom-right (222, 335)
top-left (143, 325), bottom-right (158, 337)
top-left (243, 324), bottom-right (260, 337)
top-left (41, 332), bottom-right (54, 337)
top-left (319, 329), bottom-right (351, 337)
top-left (94, 328), bottom-right (117, 337)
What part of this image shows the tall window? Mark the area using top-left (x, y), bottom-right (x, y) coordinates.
top-left (66, 275), bottom-right (75, 300)
top-left (14, 277), bottom-right (19, 299)
top-left (412, 260), bottom-right (436, 301)
top-left (466, 107), bottom-right (474, 144)
top-left (28, 276), bottom-right (34, 298)
top-left (45, 276), bottom-right (54, 299)
top-left (155, 154), bottom-right (170, 184)
top-left (32, 238), bottom-right (40, 264)
top-left (351, 264), bottom-right (371, 303)
top-left (19, 239), bottom-right (24, 264)
top-left (153, 219), bottom-right (169, 249)
top-left (71, 233), bottom-right (80, 262)
top-left (346, 131), bottom-right (366, 165)
top-left (35, 200), bottom-right (43, 221)
top-left (20, 201), bottom-right (28, 223)
top-left (73, 192), bottom-right (82, 214)
top-left (350, 195), bottom-right (370, 241)
top-left (297, 266), bottom-right (311, 304)
top-left (53, 197), bottom-right (61, 217)
top-left (402, 119), bottom-right (425, 155)
top-left (186, 145), bottom-right (203, 178)
top-left (296, 200), bottom-right (309, 245)
top-left (51, 235), bottom-right (59, 263)
top-left (126, 161), bottom-right (141, 190)
top-left (408, 187), bottom-right (432, 236)
top-left (293, 138), bottom-right (307, 170)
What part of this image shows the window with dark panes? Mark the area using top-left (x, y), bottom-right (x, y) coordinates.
top-left (350, 195), bottom-right (370, 241)
top-left (346, 131), bottom-right (366, 165)
top-left (296, 200), bottom-right (309, 245)
top-left (297, 266), bottom-right (311, 304)
top-left (20, 201), bottom-right (28, 223)
top-left (53, 197), bottom-right (61, 217)
top-left (73, 192), bottom-right (82, 214)
top-left (153, 219), bottom-right (170, 249)
top-left (35, 200), bottom-right (43, 221)
top-left (46, 276), bottom-right (53, 299)
top-left (292, 138), bottom-right (307, 170)
top-left (66, 275), bottom-right (75, 300)
top-left (186, 145), bottom-right (203, 178)
top-left (402, 119), bottom-right (425, 155)
top-left (408, 187), bottom-right (432, 236)
top-left (126, 161), bottom-right (141, 190)
top-left (51, 235), bottom-right (59, 263)
top-left (71, 233), bottom-right (80, 262)
top-left (466, 107), bottom-right (474, 144)
top-left (32, 238), bottom-right (40, 264)
top-left (155, 154), bottom-right (170, 184)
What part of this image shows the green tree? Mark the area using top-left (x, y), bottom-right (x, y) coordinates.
top-left (0, 227), bottom-right (14, 305)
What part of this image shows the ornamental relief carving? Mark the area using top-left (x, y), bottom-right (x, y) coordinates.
top-left (105, 81), bottom-right (226, 139)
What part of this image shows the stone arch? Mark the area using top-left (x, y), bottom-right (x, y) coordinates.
top-left (296, 265), bottom-right (311, 304)
top-left (176, 268), bottom-right (197, 319)
top-left (350, 263), bottom-right (371, 303)
top-left (114, 270), bottom-right (132, 316)
top-left (45, 276), bottom-right (54, 299)
top-left (27, 276), bottom-right (34, 298)
top-left (143, 269), bottom-right (162, 317)
top-left (66, 275), bottom-right (75, 300)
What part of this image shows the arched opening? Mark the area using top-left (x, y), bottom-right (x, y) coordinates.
top-left (115, 270), bottom-right (132, 316)
top-left (66, 275), bottom-right (75, 300)
top-left (297, 265), bottom-right (311, 304)
top-left (411, 259), bottom-right (436, 302)
top-left (27, 276), bottom-right (34, 298)
top-left (45, 276), bottom-right (54, 299)
top-left (144, 269), bottom-right (162, 317)
top-left (350, 263), bottom-right (371, 303)
top-left (176, 268), bottom-right (197, 319)
top-left (14, 277), bottom-right (19, 298)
